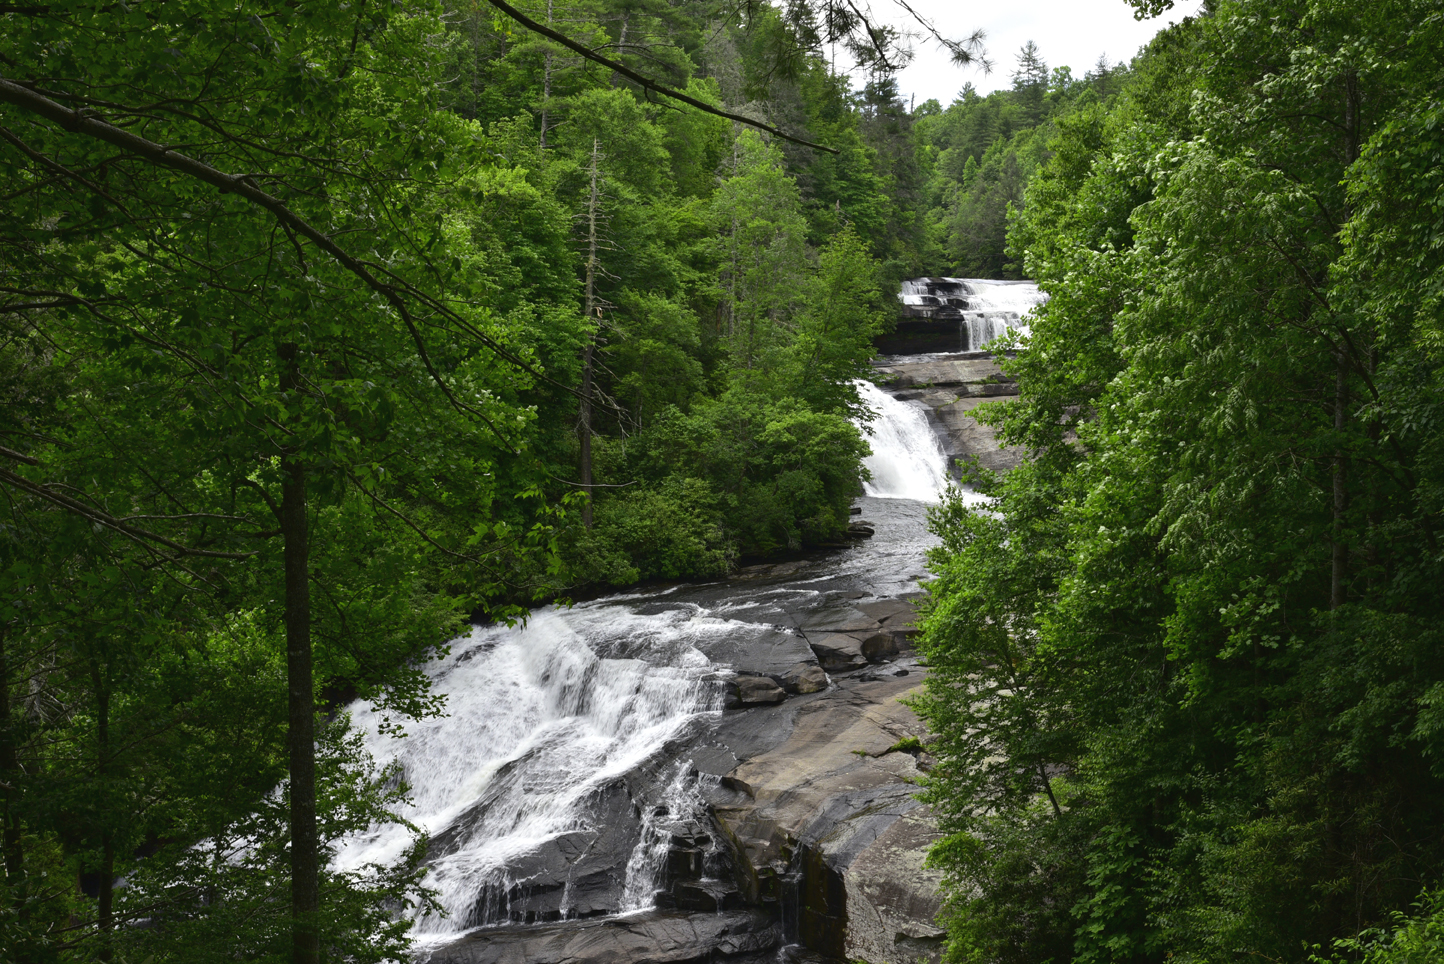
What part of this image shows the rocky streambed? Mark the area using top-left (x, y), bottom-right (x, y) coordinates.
top-left (338, 337), bottom-right (1027, 964)
top-left (412, 497), bottom-right (948, 964)
top-left (429, 587), bottom-right (942, 964)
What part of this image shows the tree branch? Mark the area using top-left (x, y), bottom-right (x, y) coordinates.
top-left (482, 0), bottom-right (839, 155)
top-left (0, 463), bottom-right (256, 559)
top-left (0, 75), bottom-right (540, 451)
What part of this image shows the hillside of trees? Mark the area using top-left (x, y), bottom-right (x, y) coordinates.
top-left (8, 0), bottom-right (1444, 961)
top-left (915, 0), bottom-right (1444, 962)
top-left (0, 0), bottom-right (953, 958)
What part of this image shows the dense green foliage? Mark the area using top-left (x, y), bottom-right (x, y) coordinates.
top-left (914, 43), bottom-right (1132, 276)
top-left (915, 1), bottom-right (1444, 962)
top-left (0, 0), bottom-right (922, 959)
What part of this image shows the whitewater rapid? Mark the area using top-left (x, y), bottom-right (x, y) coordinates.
top-left (329, 373), bottom-right (969, 949)
top-left (331, 604), bottom-right (724, 942)
top-left (897, 277), bottom-right (1044, 352)
top-left (856, 380), bottom-right (952, 503)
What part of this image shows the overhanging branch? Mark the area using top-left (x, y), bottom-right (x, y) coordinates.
top-left (482, 0), bottom-right (839, 155)
top-left (0, 463), bottom-right (257, 560)
top-left (0, 76), bottom-right (542, 450)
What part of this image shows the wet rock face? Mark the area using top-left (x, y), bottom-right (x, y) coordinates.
top-left (872, 354), bottom-right (1022, 475)
top-left (692, 628), bottom-right (816, 681)
top-left (704, 591), bottom-right (946, 964)
top-left (424, 909), bottom-right (782, 964)
top-left (885, 277), bottom-right (1043, 354)
top-left (437, 779), bottom-right (641, 926)
top-left (425, 588), bottom-right (944, 964)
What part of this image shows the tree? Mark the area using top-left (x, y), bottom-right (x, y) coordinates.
top-left (1011, 41), bottom-right (1050, 126)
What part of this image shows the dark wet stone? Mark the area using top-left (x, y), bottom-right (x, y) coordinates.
top-left (780, 663), bottom-right (827, 694)
top-left (459, 780), bottom-right (641, 926)
top-left (735, 676), bottom-right (787, 706)
top-left (800, 606), bottom-right (881, 635)
top-left (861, 631), bottom-right (899, 663)
top-left (424, 909), bottom-right (782, 964)
top-left (656, 879), bottom-right (747, 913)
top-left (693, 628), bottom-right (819, 681)
top-left (803, 633), bottom-right (868, 671)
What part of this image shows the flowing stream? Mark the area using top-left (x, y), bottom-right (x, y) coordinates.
top-left (331, 365), bottom-right (966, 953)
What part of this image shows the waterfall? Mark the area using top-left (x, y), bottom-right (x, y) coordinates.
top-left (856, 380), bottom-right (951, 503)
top-left (331, 603), bottom-right (727, 943)
top-left (897, 278), bottom-right (1045, 352)
top-left (958, 279), bottom-right (1045, 346)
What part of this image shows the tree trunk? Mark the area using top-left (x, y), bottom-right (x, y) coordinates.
top-left (1331, 351), bottom-right (1349, 610)
top-left (279, 344), bottom-right (319, 964)
top-left (0, 626), bottom-right (28, 937)
top-left (1332, 69), bottom-right (1360, 611)
top-left (580, 139), bottom-right (602, 529)
top-left (610, 14), bottom-right (630, 88)
top-left (539, 0), bottom-right (554, 149)
top-left (91, 661), bottom-right (114, 963)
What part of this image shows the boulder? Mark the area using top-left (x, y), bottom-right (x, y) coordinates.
top-left (691, 628), bottom-right (817, 679)
top-left (734, 675), bottom-right (787, 706)
top-left (860, 631), bottom-right (899, 662)
top-left (780, 663), bottom-right (828, 694)
top-left (800, 606), bottom-right (882, 635)
top-left (802, 633), bottom-right (868, 671)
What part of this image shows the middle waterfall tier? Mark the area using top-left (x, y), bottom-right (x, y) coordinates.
top-left (856, 379), bottom-right (952, 502)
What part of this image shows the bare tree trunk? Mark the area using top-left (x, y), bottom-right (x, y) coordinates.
top-left (0, 625), bottom-right (29, 944)
top-left (1332, 70), bottom-right (1360, 611)
top-left (727, 138), bottom-right (739, 344)
top-left (91, 661), bottom-right (114, 963)
top-left (1331, 357), bottom-right (1349, 610)
top-left (610, 14), bottom-right (630, 88)
top-left (580, 140), bottom-right (602, 528)
top-left (539, 0), bottom-right (554, 149)
top-left (279, 344), bottom-right (319, 964)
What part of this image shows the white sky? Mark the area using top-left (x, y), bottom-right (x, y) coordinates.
top-left (860, 0), bottom-right (1203, 104)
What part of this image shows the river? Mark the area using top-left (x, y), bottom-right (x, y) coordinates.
top-left (331, 280), bottom-right (1033, 963)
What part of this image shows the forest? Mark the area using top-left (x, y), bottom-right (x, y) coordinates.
top-left (913, 0), bottom-right (1444, 962)
top-left (2, 0), bottom-right (1443, 962)
top-left (0, 1), bottom-right (957, 960)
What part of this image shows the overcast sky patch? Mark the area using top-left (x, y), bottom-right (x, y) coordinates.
top-left (863, 0), bottom-right (1203, 105)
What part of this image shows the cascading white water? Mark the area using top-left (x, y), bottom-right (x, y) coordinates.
top-left (958, 279), bottom-right (1045, 345)
top-left (898, 278), bottom-right (1045, 351)
top-left (855, 380), bottom-right (951, 503)
top-left (331, 603), bottom-right (730, 944)
top-left (618, 762), bottom-right (716, 912)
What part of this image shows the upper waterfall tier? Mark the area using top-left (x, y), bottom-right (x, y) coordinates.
top-left (880, 277), bottom-right (1045, 355)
